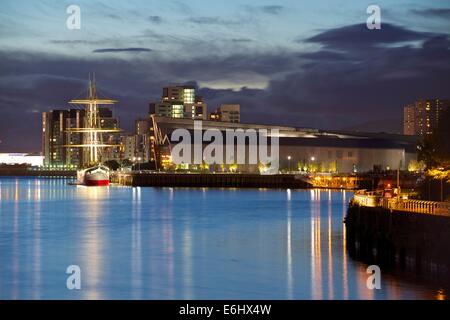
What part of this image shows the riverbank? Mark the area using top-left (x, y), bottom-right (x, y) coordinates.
top-left (111, 172), bottom-right (313, 188)
top-left (111, 171), bottom-right (418, 189)
top-left (0, 166), bottom-right (420, 191)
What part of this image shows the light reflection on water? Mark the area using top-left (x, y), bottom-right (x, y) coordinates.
top-left (0, 177), bottom-right (443, 300)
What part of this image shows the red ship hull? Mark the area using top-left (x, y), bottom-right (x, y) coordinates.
top-left (78, 165), bottom-right (110, 187)
top-left (85, 179), bottom-right (110, 187)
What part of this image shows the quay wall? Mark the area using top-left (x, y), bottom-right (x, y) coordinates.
top-left (0, 168), bottom-right (76, 177)
top-left (112, 172), bottom-right (313, 189)
top-left (345, 204), bottom-right (450, 283)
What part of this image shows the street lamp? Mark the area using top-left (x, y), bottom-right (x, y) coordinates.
top-left (439, 167), bottom-right (444, 202)
top-left (287, 155), bottom-right (292, 173)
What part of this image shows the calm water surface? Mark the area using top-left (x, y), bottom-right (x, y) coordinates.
top-left (0, 177), bottom-right (444, 299)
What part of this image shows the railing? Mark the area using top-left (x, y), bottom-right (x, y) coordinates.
top-left (352, 193), bottom-right (450, 217)
top-left (382, 198), bottom-right (450, 216)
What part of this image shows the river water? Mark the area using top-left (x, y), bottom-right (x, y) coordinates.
top-left (0, 177), bottom-right (445, 299)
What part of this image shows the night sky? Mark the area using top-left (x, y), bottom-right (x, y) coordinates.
top-left (0, 0), bottom-right (449, 152)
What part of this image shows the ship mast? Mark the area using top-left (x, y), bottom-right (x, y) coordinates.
top-left (65, 74), bottom-right (120, 167)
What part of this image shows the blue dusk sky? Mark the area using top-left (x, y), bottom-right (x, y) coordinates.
top-left (0, 0), bottom-right (449, 151)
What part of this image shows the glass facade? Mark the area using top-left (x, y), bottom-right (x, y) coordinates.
top-left (171, 105), bottom-right (184, 118)
top-left (183, 88), bottom-right (195, 104)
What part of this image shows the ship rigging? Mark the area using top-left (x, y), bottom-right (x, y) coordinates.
top-left (65, 75), bottom-right (121, 167)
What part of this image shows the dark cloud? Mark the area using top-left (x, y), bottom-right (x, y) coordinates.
top-left (1, 23), bottom-right (449, 152)
top-left (92, 48), bottom-right (152, 53)
top-left (148, 15), bottom-right (163, 24)
top-left (303, 23), bottom-right (432, 50)
top-left (411, 8), bottom-right (450, 19)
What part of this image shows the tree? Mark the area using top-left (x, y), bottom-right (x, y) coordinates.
top-left (432, 106), bottom-right (450, 166)
top-left (103, 160), bottom-right (120, 171)
top-left (328, 161), bottom-right (337, 173)
top-left (418, 107), bottom-right (450, 168)
top-left (407, 159), bottom-right (426, 172)
top-left (121, 159), bottom-right (133, 168)
top-left (307, 162), bottom-right (318, 173)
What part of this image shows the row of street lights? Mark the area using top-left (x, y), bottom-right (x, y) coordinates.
top-left (287, 155), bottom-right (315, 173)
top-left (132, 156), bottom-right (142, 171)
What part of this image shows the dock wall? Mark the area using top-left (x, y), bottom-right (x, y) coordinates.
top-left (0, 168), bottom-right (76, 177)
top-left (345, 204), bottom-right (450, 283)
top-left (111, 172), bottom-right (313, 188)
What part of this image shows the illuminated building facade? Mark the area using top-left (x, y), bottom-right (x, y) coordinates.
top-left (149, 85), bottom-right (207, 120)
top-left (134, 118), bottom-right (152, 162)
top-left (0, 153), bottom-right (44, 167)
top-left (118, 118), bottom-right (154, 163)
top-left (210, 104), bottom-right (240, 123)
top-left (120, 134), bottom-right (136, 161)
top-left (42, 108), bottom-right (120, 167)
top-left (150, 116), bottom-right (417, 173)
top-left (42, 109), bottom-right (73, 167)
top-left (403, 99), bottom-right (449, 136)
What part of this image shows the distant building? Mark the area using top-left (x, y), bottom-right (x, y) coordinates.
top-left (135, 118), bottom-right (150, 135)
top-left (42, 108), bottom-right (119, 167)
top-left (42, 109), bottom-right (72, 166)
top-left (65, 109), bottom-right (86, 167)
top-left (101, 115), bottom-right (121, 163)
top-left (149, 85), bottom-right (207, 120)
top-left (403, 105), bottom-right (415, 136)
top-left (135, 118), bottom-right (152, 162)
top-left (403, 99), bottom-right (449, 136)
top-left (118, 118), bottom-right (154, 163)
top-left (210, 104), bottom-right (240, 123)
top-left (0, 153), bottom-right (44, 167)
top-left (150, 116), bottom-right (417, 173)
top-left (120, 134), bottom-right (136, 161)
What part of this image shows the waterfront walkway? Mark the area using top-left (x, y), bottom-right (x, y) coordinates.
top-left (352, 191), bottom-right (450, 216)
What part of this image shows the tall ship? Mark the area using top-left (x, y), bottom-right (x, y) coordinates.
top-left (66, 75), bottom-right (120, 186)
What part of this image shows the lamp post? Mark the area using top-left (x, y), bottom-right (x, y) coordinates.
top-left (439, 167), bottom-right (444, 202)
top-left (132, 156), bottom-right (137, 171)
top-left (310, 156), bottom-right (315, 173)
top-left (287, 156), bottom-right (292, 173)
